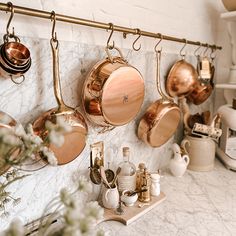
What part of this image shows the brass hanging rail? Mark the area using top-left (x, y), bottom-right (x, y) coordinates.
top-left (0, 2), bottom-right (222, 50)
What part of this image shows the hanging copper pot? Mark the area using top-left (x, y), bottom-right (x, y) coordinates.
top-left (137, 50), bottom-right (181, 147)
top-left (82, 46), bottom-right (145, 128)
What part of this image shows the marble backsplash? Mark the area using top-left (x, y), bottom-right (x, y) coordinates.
top-left (0, 35), bottom-right (213, 229)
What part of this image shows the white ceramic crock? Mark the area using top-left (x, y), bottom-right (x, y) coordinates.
top-left (181, 135), bottom-right (216, 171)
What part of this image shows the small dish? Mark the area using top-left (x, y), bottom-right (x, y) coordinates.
top-left (121, 190), bottom-right (138, 207)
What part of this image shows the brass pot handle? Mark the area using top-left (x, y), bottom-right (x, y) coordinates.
top-left (10, 75), bottom-right (25, 84)
top-left (105, 46), bottom-right (127, 63)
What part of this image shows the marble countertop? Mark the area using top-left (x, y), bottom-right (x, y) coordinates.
top-left (98, 159), bottom-right (236, 236)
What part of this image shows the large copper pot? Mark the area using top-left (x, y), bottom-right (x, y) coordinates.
top-left (82, 47), bottom-right (145, 128)
top-left (137, 50), bottom-right (181, 147)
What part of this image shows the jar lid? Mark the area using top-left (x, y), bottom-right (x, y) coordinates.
top-left (151, 173), bottom-right (160, 181)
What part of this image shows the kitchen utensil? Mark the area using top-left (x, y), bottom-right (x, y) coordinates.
top-left (121, 190), bottom-right (138, 206)
top-left (165, 43), bottom-right (198, 98)
top-left (33, 37), bottom-right (88, 165)
top-left (0, 3), bottom-right (31, 84)
top-left (217, 98), bottom-right (236, 170)
top-left (100, 165), bottom-right (111, 188)
top-left (110, 166), bottom-right (121, 188)
top-left (82, 46), bottom-right (145, 128)
top-left (181, 135), bottom-right (215, 171)
top-left (169, 143), bottom-right (189, 177)
top-left (105, 163), bottom-right (115, 183)
top-left (137, 50), bottom-right (181, 147)
top-left (102, 184), bottom-right (119, 209)
top-left (115, 199), bottom-right (124, 215)
top-left (125, 188), bottom-right (147, 197)
top-left (89, 151), bottom-right (101, 184)
top-left (138, 203), bottom-right (150, 208)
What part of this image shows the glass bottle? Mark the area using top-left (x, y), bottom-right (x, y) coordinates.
top-left (117, 147), bottom-right (136, 192)
top-left (138, 168), bottom-right (151, 203)
top-left (136, 163), bottom-right (146, 191)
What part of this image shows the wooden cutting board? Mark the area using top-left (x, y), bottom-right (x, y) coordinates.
top-left (102, 191), bottom-right (166, 225)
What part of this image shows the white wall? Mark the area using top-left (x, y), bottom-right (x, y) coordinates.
top-left (0, 0), bottom-right (230, 230)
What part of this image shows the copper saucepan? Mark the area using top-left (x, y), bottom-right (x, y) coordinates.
top-left (33, 39), bottom-right (88, 165)
top-left (137, 50), bottom-right (181, 147)
top-left (82, 46), bottom-right (145, 128)
top-left (165, 55), bottom-right (198, 98)
top-left (186, 55), bottom-right (215, 105)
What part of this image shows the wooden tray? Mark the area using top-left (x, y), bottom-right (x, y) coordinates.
top-left (102, 191), bottom-right (166, 225)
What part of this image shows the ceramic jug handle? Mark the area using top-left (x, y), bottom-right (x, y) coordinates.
top-left (105, 189), bottom-right (110, 202)
top-left (182, 154), bottom-right (190, 166)
top-left (181, 139), bottom-right (190, 155)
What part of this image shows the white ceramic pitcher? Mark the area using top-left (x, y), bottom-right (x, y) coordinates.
top-left (102, 185), bottom-right (119, 209)
top-left (169, 143), bottom-right (190, 177)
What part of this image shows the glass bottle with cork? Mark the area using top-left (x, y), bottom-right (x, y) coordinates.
top-left (117, 147), bottom-right (136, 192)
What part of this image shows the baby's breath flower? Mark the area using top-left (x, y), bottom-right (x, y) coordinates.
top-left (48, 130), bottom-right (64, 147)
top-left (4, 218), bottom-right (25, 236)
top-left (2, 134), bottom-right (21, 146)
top-left (77, 176), bottom-right (92, 193)
top-left (56, 117), bottom-right (72, 133)
top-left (85, 201), bottom-right (104, 221)
top-left (14, 124), bottom-right (26, 138)
top-left (40, 146), bottom-right (58, 166)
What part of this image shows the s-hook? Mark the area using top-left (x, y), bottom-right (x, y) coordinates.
top-left (6, 2), bottom-right (15, 38)
top-left (132, 28), bottom-right (141, 51)
top-left (154, 33), bottom-right (163, 53)
top-left (51, 11), bottom-right (57, 42)
top-left (194, 42), bottom-right (202, 57)
top-left (203, 44), bottom-right (209, 57)
top-left (180, 39), bottom-right (188, 59)
top-left (106, 23), bottom-right (115, 50)
top-left (210, 45), bottom-right (217, 62)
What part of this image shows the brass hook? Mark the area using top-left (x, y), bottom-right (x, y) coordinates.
top-left (132, 28), bottom-right (141, 51)
top-left (203, 44), bottom-right (209, 57)
top-left (51, 11), bottom-right (57, 41)
top-left (194, 42), bottom-right (202, 57)
top-left (154, 33), bottom-right (163, 53)
top-left (210, 45), bottom-right (216, 61)
top-left (106, 23), bottom-right (115, 50)
top-left (6, 2), bottom-right (15, 37)
top-left (180, 39), bottom-right (187, 58)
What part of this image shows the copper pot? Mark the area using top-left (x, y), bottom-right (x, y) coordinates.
top-left (82, 47), bottom-right (145, 128)
top-left (33, 39), bottom-right (88, 165)
top-left (186, 55), bottom-right (215, 105)
top-left (165, 59), bottom-right (198, 98)
top-left (137, 50), bottom-right (181, 147)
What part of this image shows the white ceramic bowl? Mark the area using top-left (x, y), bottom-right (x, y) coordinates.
top-left (121, 190), bottom-right (138, 207)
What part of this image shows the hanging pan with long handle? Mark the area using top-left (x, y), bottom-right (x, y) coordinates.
top-left (138, 50), bottom-right (181, 147)
top-left (33, 36), bottom-right (88, 165)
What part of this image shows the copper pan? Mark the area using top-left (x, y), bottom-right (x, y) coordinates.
top-left (0, 111), bottom-right (19, 175)
top-left (82, 46), bottom-right (145, 128)
top-left (165, 57), bottom-right (198, 98)
top-left (33, 39), bottom-right (88, 165)
top-left (186, 56), bottom-right (215, 105)
top-left (137, 50), bottom-right (181, 147)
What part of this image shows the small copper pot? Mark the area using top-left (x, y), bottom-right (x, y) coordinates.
top-left (165, 59), bottom-right (198, 98)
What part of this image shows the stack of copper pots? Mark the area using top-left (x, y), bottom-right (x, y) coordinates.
top-left (0, 35), bottom-right (31, 84)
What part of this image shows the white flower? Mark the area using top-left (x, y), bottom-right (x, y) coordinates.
top-left (48, 130), bottom-right (64, 147)
top-left (40, 146), bottom-right (58, 166)
top-left (77, 176), bottom-right (92, 193)
top-left (14, 124), bottom-right (26, 137)
top-left (0, 114), bottom-right (12, 125)
top-left (85, 201), bottom-right (104, 221)
top-left (2, 134), bottom-right (21, 146)
top-left (3, 218), bottom-right (25, 236)
top-left (56, 117), bottom-right (72, 132)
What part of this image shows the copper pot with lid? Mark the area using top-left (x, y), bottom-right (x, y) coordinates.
top-left (137, 50), bottom-right (181, 147)
top-left (82, 46), bottom-right (145, 128)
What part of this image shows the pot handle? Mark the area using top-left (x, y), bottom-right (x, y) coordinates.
top-left (180, 139), bottom-right (190, 155)
top-left (105, 46), bottom-right (126, 63)
top-left (182, 154), bottom-right (190, 166)
top-left (50, 38), bottom-right (67, 110)
top-left (10, 75), bottom-right (25, 85)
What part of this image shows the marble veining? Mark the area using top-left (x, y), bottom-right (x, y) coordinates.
top-left (0, 35), bottom-right (212, 229)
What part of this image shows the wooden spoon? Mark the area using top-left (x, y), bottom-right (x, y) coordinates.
top-left (100, 166), bottom-right (111, 189)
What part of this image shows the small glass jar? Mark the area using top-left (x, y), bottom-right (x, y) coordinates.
top-left (150, 173), bottom-right (160, 196)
